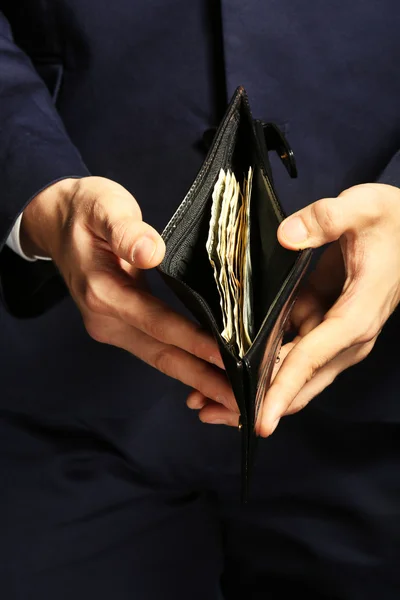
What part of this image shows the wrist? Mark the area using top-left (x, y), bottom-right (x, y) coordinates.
top-left (20, 178), bottom-right (81, 259)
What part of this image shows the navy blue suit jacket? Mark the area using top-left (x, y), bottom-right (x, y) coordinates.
top-left (0, 0), bottom-right (399, 420)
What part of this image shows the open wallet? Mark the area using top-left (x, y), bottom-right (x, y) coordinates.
top-left (158, 86), bottom-right (312, 502)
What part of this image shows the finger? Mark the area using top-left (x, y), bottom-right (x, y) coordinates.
top-left (87, 179), bottom-right (165, 268)
top-left (90, 315), bottom-right (237, 410)
top-left (199, 340), bottom-right (374, 430)
top-left (271, 338), bottom-right (296, 381)
top-left (186, 390), bottom-right (209, 410)
top-left (277, 191), bottom-right (380, 251)
top-left (140, 341), bottom-right (236, 410)
top-left (258, 315), bottom-right (356, 436)
top-left (306, 242), bottom-right (345, 302)
top-left (253, 339), bottom-right (295, 434)
top-left (198, 401), bottom-right (240, 427)
top-left (283, 340), bottom-right (376, 416)
top-left (84, 270), bottom-right (225, 368)
top-left (104, 218), bottom-right (165, 269)
top-left (289, 286), bottom-right (325, 334)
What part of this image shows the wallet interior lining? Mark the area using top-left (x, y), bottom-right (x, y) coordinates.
top-left (250, 166), bottom-right (298, 335)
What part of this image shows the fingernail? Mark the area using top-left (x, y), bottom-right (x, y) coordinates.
top-left (132, 237), bottom-right (157, 264)
top-left (208, 419), bottom-right (227, 425)
top-left (281, 217), bottom-right (308, 244)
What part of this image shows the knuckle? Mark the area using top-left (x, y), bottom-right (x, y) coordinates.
top-left (103, 184), bottom-right (143, 220)
top-left (183, 364), bottom-right (204, 393)
top-left (296, 347), bottom-right (323, 379)
top-left (141, 311), bottom-right (166, 341)
top-left (193, 364), bottom-right (219, 400)
top-left (87, 195), bottom-right (105, 224)
top-left (286, 400), bottom-right (309, 416)
top-left (67, 219), bottom-right (83, 241)
top-left (306, 360), bottom-right (320, 380)
top-left (311, 199), bottom-right (342, 239)
top-left (354, 340), bottom-right (376, 364)
top-left (340, 185), bottom-right (385, 226)
top-left (186, 338), bottom-right (205, 362)
top-left (354, 185), bottom-right (385, 222)
top-left (190, 326), bottom-right (216, 359)
top-left (325, 371), bottom-right (338, 387)
top-left (363, 195), bottom-right (385, 225)
top-left (108, 217), bottom-right (135, 257)
top-left (153, 347), bottom-right (176, 377)
top-left (84, 318), bottom-right (109, 344)
top-left (84, 282), bottom-right (108, 314)
top-left (353, 318), bottom-right (381, 344)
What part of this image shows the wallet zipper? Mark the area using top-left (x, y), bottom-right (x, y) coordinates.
top-left (161, 116), bottom-right (238, 274)
top-left (161, 98), bottom-right (242, 243)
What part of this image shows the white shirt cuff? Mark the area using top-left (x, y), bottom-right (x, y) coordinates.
top-left (5, 213), bottom-right (51, 262)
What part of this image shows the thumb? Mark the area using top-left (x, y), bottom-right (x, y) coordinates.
top-left (105, 218), bottom-right (166, 269)
top-left (278, 197), bottom-right (347, 250)
top-left (88, 179), bottom-right (165, 269)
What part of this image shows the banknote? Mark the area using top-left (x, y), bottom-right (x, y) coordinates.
top-left (217, 170), bottom-right (234, 340)
top-left (206, 166), bottom-right (254, 357)
top-left (242, 167), bottom-right (253, 348)
top-left (206, 168), bottom-right (225, 313)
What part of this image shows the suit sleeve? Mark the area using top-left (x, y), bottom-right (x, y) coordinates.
top-left (377, 150), bottom-right (400, 188)
top-left (0, 11), bottom-right (90, 317)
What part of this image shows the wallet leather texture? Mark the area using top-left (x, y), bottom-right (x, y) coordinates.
top-left (158, 86), bottom-right (312, 501)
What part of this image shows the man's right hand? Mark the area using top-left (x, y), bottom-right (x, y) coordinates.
top-left (21, 176), bottom-right (237, 410)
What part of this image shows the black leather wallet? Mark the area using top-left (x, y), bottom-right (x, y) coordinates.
top-left (158, 87), bottom-right (312, 500)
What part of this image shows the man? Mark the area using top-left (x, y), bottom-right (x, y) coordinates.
top-left (1, 1), bottom-right (399, 598)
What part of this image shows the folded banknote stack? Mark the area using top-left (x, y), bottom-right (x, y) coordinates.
top-left (206, 167), bottom-right (253, 357)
